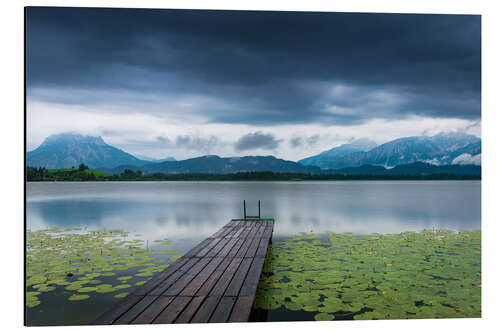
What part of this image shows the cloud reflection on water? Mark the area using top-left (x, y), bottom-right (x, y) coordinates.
top-left (26, 181), bottom-right (480, 240)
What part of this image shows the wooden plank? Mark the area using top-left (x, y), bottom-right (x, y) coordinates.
top-left (206, 238), bottom-right (230, 257)
top-left (216, 238), bottom-right (239, 258)
top-left (131, 296), bottom-right (174, 324)
top-left (219, 228), bottom-right (236, 239)
top-left (224, 225), bottom-right (242, 238)
top-left (224, 258), bottom-right (252, 297)
top-left (239, 257), bottom-right (266, 296)
top-left (217, 222), bottom-right (240, 237)
top-left (226, 220), bottom-right (239, 227)
top-left (209, 296), bottom-right (237, 323)
top-left (209, 257), bottom-right (243, 296)
top-left (147, 258), bottom-right (200, 296)
top-left (195, 257), bottom-right (233, 296)
top-left (190, 296), bottom-right (221, 323)
top-left (247, 223), bottom-right (260, 238)
top-left (210, 226), bottom-right (232, 239)
top-left (235, 236), bottom-right (254, 258)
top-left (256, 238), bottom-right (270, 258)
top-left (180, 257), bottom-right (224, 296)
top-left (132, 257), bottom-right (190, 295)
top-left (244, 220), bottom-right (255, 227)
top-left (262, 226), bottom-right (273, 240)
top-left (92, 295), bottom-right (144, 324)
top-left (196, 238), bottom-right (224, 257)
top-left (153, 296), bottom-right (192, 324)
top-left (162, 257), bottom-right (212, 296)
top-left (183, 238), bottom-right (212, 258)
top-left (231, 225), bottom-right (247, 238)
top-left (228, 295), bottom-right (255, 322)
top-left (244, 237), bottom-right (261, 258)
top-left (255, 224), bottom-right (266, 238)
top-left (113, 295), bottom-right (158, 325)
top-left (93, 219), bottom-right (274, 325)
top-left (226, 238), bottom-right (245, 257)
top-left (239, 227), bottom-right (252, 239)
top-left (175, 295), bottom-right (207, 323)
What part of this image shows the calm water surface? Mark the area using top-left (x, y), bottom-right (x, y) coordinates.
top-left (27, 181), bottom-right (481, 236)
top-left (26, 181), bottom-right (480, 325)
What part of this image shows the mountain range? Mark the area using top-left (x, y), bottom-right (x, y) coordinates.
top-left (27, 133), bottom-right (149, 169)
top-left (134, 155), bottom-right (176, 163)
top-left (299, 132), bottom-right (481, 169)
top-left (27, 132), bottom-right (481, 176)
top-left (97, 155), bottom-right (322, 175)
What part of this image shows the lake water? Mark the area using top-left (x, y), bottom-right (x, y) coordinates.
top-left (27, 181), bottom-right (481, 237)
top-left (25, 181), bottom-right (481, 325)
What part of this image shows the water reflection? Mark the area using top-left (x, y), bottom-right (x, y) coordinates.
top-left (27, 181), bottom-right (481, 239)
top-left (25, 181), bottom-right (481, 326)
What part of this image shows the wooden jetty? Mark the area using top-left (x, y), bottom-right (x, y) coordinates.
top-left (93, 217), bottom-right (274, 325)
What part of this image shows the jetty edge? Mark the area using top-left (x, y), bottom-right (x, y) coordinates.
top-left (92, 218), bottom-right (274, 324)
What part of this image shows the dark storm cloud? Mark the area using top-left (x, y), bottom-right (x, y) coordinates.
top-left (175, 135), bottom-right (220, 153)
top-left (289, 135), bottom-right (320, 148)
top-left (234, 132), bottom-right (282, 151)
top-left (26, 7), bottom-right (481, 124)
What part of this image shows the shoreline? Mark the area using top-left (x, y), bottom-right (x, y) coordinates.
top-left (27, 177), bottom-right (481, 183)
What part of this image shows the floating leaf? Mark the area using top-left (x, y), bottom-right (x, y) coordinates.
top-left (77, 286), bottom-right (98, 293)
top-left (87, 280), bottom-right (102, 285)
top-left (26, 227), bottom-right (179, 307)
top-left (95, 284), bottom-right (116, 293)
top-left (37, 286), bottom-right (56, 292)
top-left (254, 229), bottom-right (481, 320)
top-left (314, 313), bottom-right (334, 321)
top-left (114, 284), bottom-right (131, 290)
top-left (68, 294), bottom-right (90, 301)
top-left (117, 276), bottom-right (133, 281)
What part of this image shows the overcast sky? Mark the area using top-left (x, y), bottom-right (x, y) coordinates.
top-left (26, 7), bottom-right (481, 161)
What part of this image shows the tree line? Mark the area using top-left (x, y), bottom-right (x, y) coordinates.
top-left (26, 166), bottom-right (481, 182)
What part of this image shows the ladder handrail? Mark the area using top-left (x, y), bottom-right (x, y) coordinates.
top-left (243, 200), bottom-right (261, 219)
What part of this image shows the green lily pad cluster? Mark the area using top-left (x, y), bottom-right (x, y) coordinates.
top-left (255, 229), bottom-right (481, 321)
top-left (26, 227), bottom-right (180, 308)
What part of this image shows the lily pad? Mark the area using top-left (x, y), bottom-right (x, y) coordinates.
top-left (314, 313), bottom-right (334, 321)
top-left (95, 284), bottom-right (116, 293)
top-left (26, 227), bottom-right (179, 307)
top-left (114, 284), bottom-right (131, 290)
top-left (117, 276), bottom-right (133, 281)
top-left (77, 286), bottom-right (98, 293)
top-left (254, 229), bottom-right (481, 321)
top-left (68, 294), bottom-right (90, 301)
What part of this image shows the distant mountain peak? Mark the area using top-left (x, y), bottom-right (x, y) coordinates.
top-left (346, 138), bottom-right (378, 152)
top-left (135, 154), bottom-right (176, 163)
top-left (41, 132), bottom-right (106, 147)
top-left (431, 131), bottom-right (479, 140)
top-left (27, 133), bottom-right (145, 169)
top-left (299, 132), bottom-right (481, 169)
top-left (99, 154), bottom-right (321, 175)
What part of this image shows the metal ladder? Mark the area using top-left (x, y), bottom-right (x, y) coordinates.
top-left (243, 200), bottom-right (260, 219)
